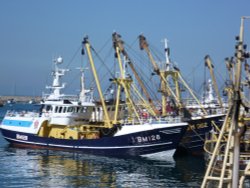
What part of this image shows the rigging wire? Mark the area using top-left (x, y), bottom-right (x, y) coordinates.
top-left (123, 40), bottom-right (160, 101)
top-left (79, 42), bottom-right (117, 97)
top-left (65, 45), bottom-right (82, 69)
top-left (96, 35), bottom-right (113, 54)
top-left (63, 36), bottom-right (114, 93)
top-left (90, 45), bottom-right (116, 79)
top-left (143, 38), bottom-right (206, 102)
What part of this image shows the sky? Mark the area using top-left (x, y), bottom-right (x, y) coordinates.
top-left (0, 0), bottom-right (250, 97)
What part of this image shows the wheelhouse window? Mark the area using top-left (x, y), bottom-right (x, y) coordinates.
top-left (67, 107), bottom-right (73, 112)
top-left (76, 107), bottom-right (80, 113)
top-left (59, 107), bottom-right (63, 113)
top-left (63, 107), bottom-right (67, 113)
top-left (46, 105), bottom-right (52, 112)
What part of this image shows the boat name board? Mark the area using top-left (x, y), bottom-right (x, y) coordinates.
top-left (16, 134), bottom-right (28, 141)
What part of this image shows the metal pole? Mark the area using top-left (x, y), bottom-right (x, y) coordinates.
top-left (232, 16), bottom-right (249, 188)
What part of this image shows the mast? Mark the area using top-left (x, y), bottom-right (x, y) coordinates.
top-left (224, 57), bottom-right (234, 104)
top-left (82, 36), bottom-right (112, 128)
top-left (163, 38), bottom-right (182, 107)
top-left (164, 38), bottom-right (170, 71)
top-left (201, 16), bottom-right (250, 188)
top-left (77, 67), bottom-right (93, 104)
top-left (139, 34), bottom-right (180, 116)
top-left (139, 34), bottom-right (208, 116)
top-left (112, 32), bottom-right (140, 121)
top-left (225, 57), bottom-right (234, 83)
top-left (231, 16), bottom-right (248, 188)
top-left (111, 32), bottom-right (158, 115)
top-left (45, 56), bottom-right (69, 100)
top-left (204, 55), bottom-right (223, 107)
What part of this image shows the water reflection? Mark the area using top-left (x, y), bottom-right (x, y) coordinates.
top-left (0, 144), bottom-right (206, 188)
top-left (174, 155), bottom-right (205, 187)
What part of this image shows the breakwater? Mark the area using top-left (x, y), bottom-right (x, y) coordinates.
top-left (0, 96), bottom-right (42, 103)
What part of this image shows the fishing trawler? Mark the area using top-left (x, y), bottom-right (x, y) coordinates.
top-left (0, 36), bottom-right (188, 158)
top-left (139, 35), bottom-right (226, 155)
top-left (181, 78), bottom-right (227, 155)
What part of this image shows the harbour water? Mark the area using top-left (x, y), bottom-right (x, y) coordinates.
top-left (0, 104), bottom-right (212, 187)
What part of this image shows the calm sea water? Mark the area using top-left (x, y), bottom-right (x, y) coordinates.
top-left (0, 104), bottom-right (211, 187)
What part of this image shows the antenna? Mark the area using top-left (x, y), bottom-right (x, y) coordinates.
top-left (162, 38), bottom-right (170, 71)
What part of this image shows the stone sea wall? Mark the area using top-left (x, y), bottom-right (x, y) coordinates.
top-left (0, 96), bottom-right (42, 103)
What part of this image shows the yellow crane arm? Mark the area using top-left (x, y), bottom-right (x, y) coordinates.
top-left (82, 37), bottom-right (112, 128)
top-left (112, 32), bottom-right (158, 113)
top-left (131, 83), bottom-right (157, 118)
top-left (139, 34), bottom-right (181, 107)
top-left (178, 72), bottom-right (208, 115)
top-left (113, 38), bottom-right (140, 121)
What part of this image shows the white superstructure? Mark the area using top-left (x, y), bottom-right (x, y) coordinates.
top-left (1, 57), bottom-right (95, 129)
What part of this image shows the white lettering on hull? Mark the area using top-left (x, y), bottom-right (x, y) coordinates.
top-left (16, 134), bottom-right (28, 141)
top-left (133, 134), bottom-right (161, 144)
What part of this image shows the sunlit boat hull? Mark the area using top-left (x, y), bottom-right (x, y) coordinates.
top-left (0, 123), bottom-right (187, 158)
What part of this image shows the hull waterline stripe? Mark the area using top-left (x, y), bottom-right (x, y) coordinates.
top-left (4, 136), bottom-right (47, 146)
top-left (76, 142), bottom-right (172, 149)
top-left (3, 136), bottom-right (172, 149)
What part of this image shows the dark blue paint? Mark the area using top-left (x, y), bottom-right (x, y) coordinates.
top-left (0, 125), bottom-right (187, 157)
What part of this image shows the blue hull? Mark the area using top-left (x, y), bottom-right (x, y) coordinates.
top-left (0, 125), bottom-right (187, 157)
top-left (177, 115), bottom-right (224, 155)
